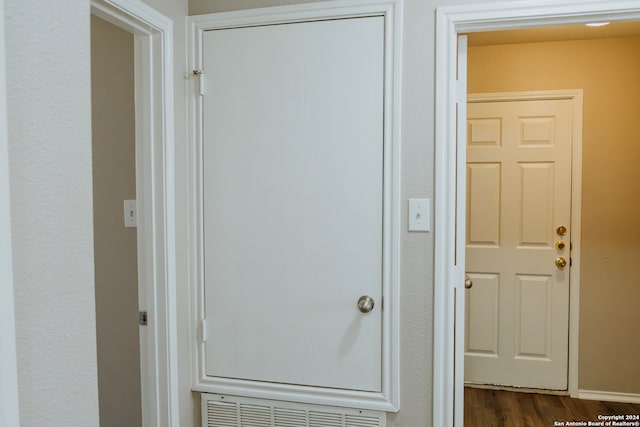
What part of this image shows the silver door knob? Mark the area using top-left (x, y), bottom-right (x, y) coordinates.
top-left (464, 276), bottom-right (473, 289)
top-left (357, 295), bottom-right (375, 313)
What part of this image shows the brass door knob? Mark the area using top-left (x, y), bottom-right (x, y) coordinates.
top-left (555, 241), bottom-right (566, 251)
top-left (464, 276), bottom-right (473, 289)
top-left (555, 257), bottom-right (567, 269)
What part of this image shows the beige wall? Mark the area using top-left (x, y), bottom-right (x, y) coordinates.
top-left (91, 16), bottom-right (142, 426)
top-left (468, 36), bottom-right (640, 394)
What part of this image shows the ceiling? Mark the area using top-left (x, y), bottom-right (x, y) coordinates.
top-left (467, 21), bottom-right (640, 47)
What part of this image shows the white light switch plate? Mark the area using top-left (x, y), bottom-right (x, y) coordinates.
top-left (124, 199), bottom-right (137, 228)
top-left (409, 198), bottom-right (430, 232)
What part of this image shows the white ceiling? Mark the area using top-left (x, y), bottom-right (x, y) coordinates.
top-left (467, 21), bottom-right (640, 46)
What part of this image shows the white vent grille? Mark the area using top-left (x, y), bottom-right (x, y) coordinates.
top-left (274, 408), bottom-right (306, 427)
top-left (309, 411), bottom-right (342, 427)
top-left (207, 400), bottom-right (237, 427)
top-left (202, 394), bottom-right (385, 427)
top-left (240, 404), bottom-right (271, 426)
top-left (345, 415), bottom-right (380, 427)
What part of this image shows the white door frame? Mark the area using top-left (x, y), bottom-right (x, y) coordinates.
top-left (188, 0), bottom-right (403, 412)
top-left (434, 1), bottom-right (640, 426)
top-left (90, 1), bottom-right (179, 426)
top-left (0, 0), bottom-right (20, 424)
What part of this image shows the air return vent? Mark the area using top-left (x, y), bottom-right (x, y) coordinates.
top-left (202, 394), bottom-right (385, 427)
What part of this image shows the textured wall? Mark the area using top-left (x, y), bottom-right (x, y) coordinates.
top-left (4, 0), bottom-right (201, 425)
top-left (5, 0), bottom-right (99, 426)
top-left (469, 36), bottom-right (640, 395)
top-left (91, 15), bottom-right (142, 427)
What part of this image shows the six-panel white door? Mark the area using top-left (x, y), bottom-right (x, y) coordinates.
top-left (465, 98), bottom-right (573, 390)
top-left (202, 17), bottom-right (385, 392)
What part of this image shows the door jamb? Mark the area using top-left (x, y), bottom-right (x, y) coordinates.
top-left (467, 89), bottom-right (584, 395)
top-left (90, 1), bottom-right (179, 425)
top-left (434, 1), bottom-right (640, 426)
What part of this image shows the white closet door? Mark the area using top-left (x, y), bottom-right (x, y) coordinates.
top-left (202, 16), bottom-right (385, 392)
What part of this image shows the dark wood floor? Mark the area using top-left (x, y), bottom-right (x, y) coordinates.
top-left (465, 387), bottom-right (640, 427)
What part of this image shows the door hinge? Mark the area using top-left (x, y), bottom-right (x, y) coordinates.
top-left (456, 79), bottom-right (465, 104)
top-left (138, 310), bottom-right (148, 326)
top-left (193, 69), bottom-right (205, 96)
top-left (201, 318), bottom-right (207, 342)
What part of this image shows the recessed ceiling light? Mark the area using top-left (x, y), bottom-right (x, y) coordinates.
top-left (585, 22), bottom-right (610, 27)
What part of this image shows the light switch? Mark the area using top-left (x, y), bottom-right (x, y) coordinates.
top-left (124, 200), bottom-right (137, 228)
top-left (409, 198), bottom-right (430, 232)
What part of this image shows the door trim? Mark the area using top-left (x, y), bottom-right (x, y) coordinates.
top-left (435, 2), bottom-right (640, 426)
top-left (0, 0), bottom-right (20, 424)
top-left (467, 89), bottom-right (584, 394)
top-left (90, 1), bottom-right (179, 425)
top-left (188, 0), bottom-right (403, 412)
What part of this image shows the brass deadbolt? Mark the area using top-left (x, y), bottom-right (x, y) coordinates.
top-left (555, 241), bottom-right (566, 251)
top-left (556, 225), bottom-right (567, 236)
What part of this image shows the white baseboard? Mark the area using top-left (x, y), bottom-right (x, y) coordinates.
top-left (578, 390), bottom-right (640, 404)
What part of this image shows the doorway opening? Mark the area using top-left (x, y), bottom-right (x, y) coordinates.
top-left (89, 0), bottom-right (178, 425)
top-left (462, 23), bottom-right (640, 422)
top-left (434, 2), bottom-right (640, 426)
top-left (91, 14), bottom-right (142, 426)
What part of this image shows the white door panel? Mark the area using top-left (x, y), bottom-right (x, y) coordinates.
top-left (465, 98), bottom-right (572, 390)
top-left (202, 17), bottom-right (384, 392)
top-left (464, 273), bottom-right (499, 356)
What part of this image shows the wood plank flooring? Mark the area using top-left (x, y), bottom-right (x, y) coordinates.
top-left (465, 387), bottom-right (640, 427)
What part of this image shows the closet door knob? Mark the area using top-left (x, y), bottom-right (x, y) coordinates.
top-left (357, 295), bottom-right (375, 313)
